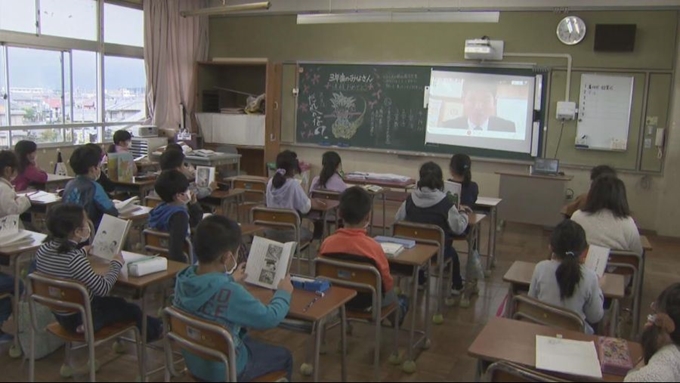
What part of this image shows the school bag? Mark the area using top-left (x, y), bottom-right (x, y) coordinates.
top-left (17, 300), bottom-right (64, 360)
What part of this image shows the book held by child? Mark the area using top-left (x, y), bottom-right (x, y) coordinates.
top-left (244, 236), bottom-right (296, 290)
top-left (90, 214), bottom-right (132, 261)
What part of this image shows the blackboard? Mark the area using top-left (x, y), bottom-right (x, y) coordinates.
top-left (295, 63), bottom-right (547, 161)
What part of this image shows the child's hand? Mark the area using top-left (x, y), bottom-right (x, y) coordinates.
top-left (233, 263), bottom-right (247, 283)
top-left (112, 252), bottom-right (125, 266)
top-left (82, 245), bottom-right (93, 255)
top-left (460, 205), bottom-right (473, 214)
top-left (278, 275), bottom-right (294, 294)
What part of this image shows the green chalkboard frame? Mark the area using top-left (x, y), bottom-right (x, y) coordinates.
top-left (294, 62), bottom-right (549, 161)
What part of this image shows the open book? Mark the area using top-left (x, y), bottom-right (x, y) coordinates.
top-left (113, 196), bottom-right (140, 215)
top-left (585, 244), bottom-right (610, 278)
top-left (535, 335), bottom-right (603, 379)
top-left (0, 215), bottom-right (32, 247)
top-left (244, 236), bottom-right (297, 290)
top-left (191, 149), bottom-right (217, 157)
top-left (380, 242), bottom-right (404, 258)
top-left (195, 166), bottom-right (215, 188)
top-left (444, 181), bottom-right (462, 209)
top-left (91, 215), bottom-right (132, 261)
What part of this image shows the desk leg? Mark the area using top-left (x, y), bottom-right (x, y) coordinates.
top-left (313, 318), bottom-right (325, 382)
top-left (7, 253), bottom-right (23, 358)
top-left (487, 206), bottom-right (498, 272)
top-left (140, 287), bottom-right (148, 382)
top-left (433, 247), bottom-right (445, 324)
top-left (340, 305), bottom-right (347, 382)
top-left (382, 193), bottom-right (387, 236)
top-left (610, 298), bottom-right (620, 337)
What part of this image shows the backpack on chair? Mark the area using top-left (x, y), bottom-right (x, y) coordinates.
top-left (17, 300), bottom-right (64, 360)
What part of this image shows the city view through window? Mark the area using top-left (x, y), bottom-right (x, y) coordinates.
top-left (0, 0), bottom-right (145, 148)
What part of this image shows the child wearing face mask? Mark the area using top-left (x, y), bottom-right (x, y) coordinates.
top-left (173, 215), bottom-right (294, 382)
top-left (147, 170), bottom-right (204, 263)
top-left (12, 140), bottom-right (48, 192)
top-left (34, 203), bottom-right (162, 342)
top-left (62, 146), bottom-right (118, 229)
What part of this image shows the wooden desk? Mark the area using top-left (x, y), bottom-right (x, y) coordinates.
top-left (388, 243), bottom-right (438, 367)
top-left (640, 235), bottom-right (652, 251)
top-left (0, 231), bottom-right (47, 357)
top-left (503, 261), bottom-right (625, 299)
top-left (474, 197), bottom-right (503, 274)
top-left (119, 206), bottom-right (152, 251)
top-left (39, 174), bottom-right (73, 192)
top-left (202, 188), bottom-right (246, 219)
top-left (346, 178), bottom-right (415, 236)
top-left (19, 192), bottom-right (61, 233)
top-left (239, 223), bottom-right (265, 237)
top-left (309, 199), bottom-right (340, 241)
top-left (247, 284), bottom-right (357, 382)
top-left (496, 171), bottom-right (573, 228)
top-left (468, 317), bottom-right (642, 382)
top-left (92, 252), bottom-right (186, 380)
top-left (111, 178), bottom-right (156, 206)
top-left (184, 152), bottom-right (241, 174)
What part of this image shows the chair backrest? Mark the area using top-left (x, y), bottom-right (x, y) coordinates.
top-left (485, 361), bottom-right (568, 382)
top-left (232, 177), bottom-right (267, 204)
top-left (511, 294), bottom-right (586, 333)
top-left (607, 249), bottom-right (642, 279)
top-left (145, 195), bottom-right (162, 208)
top-left (143, 228), bottom-right (192, 263)
top-left (162, 306), bottom-right (237, 382)
top-left (309, 189), bottom-right (341, 201)
top-left (392, 220), bottom-right (445, 259)
top-left (314, 256), bottom-right (382, 316)
top-left (250, 206), bottom-right (300, 235)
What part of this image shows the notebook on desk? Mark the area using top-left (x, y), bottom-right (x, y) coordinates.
top-left (531, 158), bottom-right (560, 176)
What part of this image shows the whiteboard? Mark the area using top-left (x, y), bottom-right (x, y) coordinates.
top-left (576, 74), bottom-right (634, 151)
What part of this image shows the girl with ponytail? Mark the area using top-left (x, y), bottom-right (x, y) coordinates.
top-left (625, 283), bottom-right (680, 381)
top-left (449, 154), bottom-right (478, 206)
top-left (310, 151), bottom-right (347, 193)
top-left (528, 220), bottom-right (605, 334)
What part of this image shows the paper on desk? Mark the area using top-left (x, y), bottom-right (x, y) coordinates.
top-left (535, 335), bottom-right (602, 379)
top-left (585, 244), bottom-right (610, 278)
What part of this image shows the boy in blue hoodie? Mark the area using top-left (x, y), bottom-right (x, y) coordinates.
top-left (148, 170), bottom-right (203, 263)
top-left (174, 215), bottom-right (294, 382)
top-left (62, 146), bottom-right (118, 229)
top-left (159, 148), bottom-right (216, 200)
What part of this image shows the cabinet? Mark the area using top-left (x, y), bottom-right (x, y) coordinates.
top-left (194, 59), bottom-right (282, 176)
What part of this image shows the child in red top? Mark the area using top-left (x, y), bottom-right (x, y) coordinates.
top-left (12, 140), bottom-right (48, 192)
top-left (319, 186), bottom-right (407, 320)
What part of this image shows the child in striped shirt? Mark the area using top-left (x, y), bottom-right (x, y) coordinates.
top-left (34, 203), bottom-right (162, 341)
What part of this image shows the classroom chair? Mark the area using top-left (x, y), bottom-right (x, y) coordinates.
top-left (309, 189), bottom-right (342, 236)
top-left (27, 272), bottom-right (144, 382)
top-left (142, 228), bottom-right (194, 264)
top-left (250, 206), bottom-right (312, 274)
top-left (314, 256), bottom-right (401, 382)
top-left (392, 221), bottom-right (452, 323)
top-left (607, 249), bottom-right (644, 338)
top-left (511, 295), bottom-right (586, 333)
top-left (231, 176), bottom-right (268, 222)
top-left (484, 361), bottom-right (568, 382)
top-left (162, 306), bottom-right (288, 382)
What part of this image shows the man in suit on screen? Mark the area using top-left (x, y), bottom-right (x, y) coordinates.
top-left (440, 79), bottom-right (516, 133)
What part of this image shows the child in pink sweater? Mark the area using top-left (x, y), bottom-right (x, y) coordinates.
top-left (12, 140), bottom-right (47, 192)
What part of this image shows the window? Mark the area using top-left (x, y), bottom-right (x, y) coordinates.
top-left (71, 50), bottom-right (98, 123)
top-left (104, 3), bottom-right (144, 47)
top-left (40, 0), bottom-right (97, 41)
top-left (105, 56), bottom-right (146, 123)
top-left (0, 0), bottom-right (36, 34)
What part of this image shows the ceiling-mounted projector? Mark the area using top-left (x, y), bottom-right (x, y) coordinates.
top-left (464, 39), bottom-right (504, 60)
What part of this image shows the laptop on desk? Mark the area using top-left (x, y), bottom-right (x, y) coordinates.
top-left (531, 158), bottom-right (560, 176)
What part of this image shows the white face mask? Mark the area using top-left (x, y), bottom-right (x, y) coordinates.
top-left (178, 190), bottom-right (191, 205)
top-left (224, 252), bottom-right (237, 275)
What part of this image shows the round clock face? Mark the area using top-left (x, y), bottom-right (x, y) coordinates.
top-left (556, 16), bottom-right (586, 45)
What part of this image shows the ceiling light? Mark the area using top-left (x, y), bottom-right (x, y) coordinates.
top-left (181, 1), bottom-right (270, 17)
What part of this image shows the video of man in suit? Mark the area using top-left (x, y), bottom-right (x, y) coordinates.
top-left (425, 70), bottom-right (536, 154)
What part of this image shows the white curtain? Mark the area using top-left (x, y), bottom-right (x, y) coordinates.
top-left (144, 0), bottom-right (209, 132)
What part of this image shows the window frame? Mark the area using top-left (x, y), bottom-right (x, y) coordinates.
top-left (0, 0), bottom-right (145, 149)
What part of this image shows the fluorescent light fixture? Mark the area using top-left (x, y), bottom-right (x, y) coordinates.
top-left (297, 11), bottom-right (500, 25)
top-left (181, 1), bottom-right (270, 17)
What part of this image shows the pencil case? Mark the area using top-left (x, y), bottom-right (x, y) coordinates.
top-left (128, 256), bottom-right (168, 277)
top-left (598, 337), bottom-right (633, 376)
top-left (291, 276), bottom-right (331, 294)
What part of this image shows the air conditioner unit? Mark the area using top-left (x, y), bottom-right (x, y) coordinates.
top-left (464, 39), bottom-right (504, 61)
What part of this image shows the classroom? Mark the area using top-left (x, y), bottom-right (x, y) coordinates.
top-left (1, 0), bottom-right (679, 382)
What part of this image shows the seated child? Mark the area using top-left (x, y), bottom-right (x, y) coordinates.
top-left (265, 150), bottom-right (313, 243)
top-left (12, 140), bottom-right (48, 192)
top-left (449, 153), bottom-right (479, 207)
top-left (0, 150), bottom-right (31, 217)
top-left (320, 186), bottom-right (408, 321)
top-left (395, 162), bottom-right (470, 296)
top-left (561, 165), bottom-right (616, 218)
top-left (107, 129), bottom-right (137, 176)
top-left (34, 203), bottom-right (161, 341)
top-left (309, 151), bottom-right (347, 239)
top-left (625, 283), bottom-right (680, 382)
top-left (84, 143), bottom-right (116, 193)
top-left (62, 146), bottom-right (118, 229)
top-left (529, 219), bottom-right (604, 334)
top-left (148, 170), bottom-right (203, 263)
top-left (174, 215), bottom-right (293, 382)
top-left (159, 149), bottom-right (215, 200)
